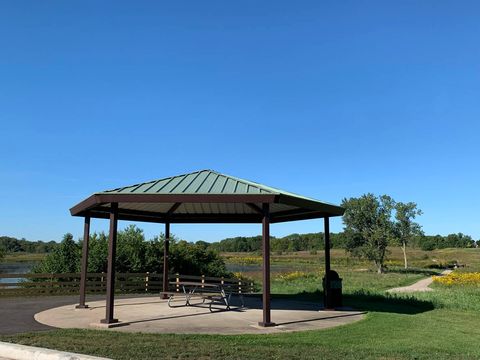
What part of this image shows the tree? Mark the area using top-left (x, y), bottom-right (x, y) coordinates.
top-left (342, 194), bottom-right (395, 274)
top-left (86, 232), bottom-right (109, 272)
top-left (169, 240), bottom-right (230, 277)
top-left (33, 233), bottom-right (80, 273)
top-left (116, 225), bottom-right (146, 273)
top-left (144, 235), bottom-right (165, 273)
top-left (394, 202), bottom-right (423, 269)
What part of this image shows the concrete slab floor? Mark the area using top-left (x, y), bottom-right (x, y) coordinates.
top-left (35, 297), bottom-right (365, 335)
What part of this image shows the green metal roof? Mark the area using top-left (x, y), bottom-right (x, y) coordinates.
top-left (101, 170), bottom-right (321, 200)
top-left (101, 169), bottom-right (274, 195)
top-left (70, 170), bottom-right (344, 223)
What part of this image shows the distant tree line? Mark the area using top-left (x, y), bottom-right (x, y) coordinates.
top-left (208, 231), bottom-right (477, 253)
top-left (0, 236), bottom-right (57, 254)
top-left (410, 233), bottom-right (476, 251)
top-left (209, 233), bottom-right (350, 253)
top-left (1, 229), bottom-right (477, 260)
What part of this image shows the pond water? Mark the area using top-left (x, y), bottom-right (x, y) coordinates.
top-left (0, 261), bottom-right (38, 283)
top-left (226, 263), bottom-right (315, 274)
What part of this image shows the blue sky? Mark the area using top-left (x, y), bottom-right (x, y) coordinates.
top-left (0, 1), bottom-right (479, 242)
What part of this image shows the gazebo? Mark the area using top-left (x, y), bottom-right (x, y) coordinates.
top-left (70, 170), bottom-right (344, 327)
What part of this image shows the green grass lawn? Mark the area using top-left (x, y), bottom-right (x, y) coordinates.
top-left (1, 247), bottom-right (479, 359)
top-left (2, 290), bottom-right (479, 359)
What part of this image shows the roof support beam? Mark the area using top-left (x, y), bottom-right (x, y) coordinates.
top-left (101, 203), bottom-right (119, 325)
top-left (166, 202), bottom-right (182, 216)
top-left (259, 203), bottom-right (275, 327)
top-left (246, 203), bottom-right (264, 215)
top-left (271, 211), bottom-right (329, 223)
top-left (86, 210), bottom-right (264, 224)
top-left (277, 194), bottom-right (345, 216)
top-left (87, 211), bottom-right (166, 224)
top-left (76, 215), bottom-right (90, 309)
top-left (324, 217), bottom-right (333, 309)
top-left (162, 222), bottom-right (170, 299)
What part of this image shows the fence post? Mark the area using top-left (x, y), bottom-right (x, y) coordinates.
top-left (176, 273), bottom-right (179, 292)
top-left (201, 274), bottom-right (205, 289)
top-left (101, 272), bottom-right (105, 292)
top-left (145, 272), bottom-right (149, 293)
top-left (50, 273), bottom-right (54, 293)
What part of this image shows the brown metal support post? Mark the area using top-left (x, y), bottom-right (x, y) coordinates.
top-left (101, 203), bottom-right (119, 324)
top-left (76, 215), bottom-right (90, 309)
top-left (324, 216), bottom-right (333, 309)
top-left (259, 203), bottom-right (275, 327)
top-left (161, 222), bottom-right (170, 299)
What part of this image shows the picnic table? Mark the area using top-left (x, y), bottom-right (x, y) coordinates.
top-left (161, 279), bottom-right (246, 312)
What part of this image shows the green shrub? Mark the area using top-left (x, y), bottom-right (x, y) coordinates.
top-left (32, 226), bottom-right (230, 278)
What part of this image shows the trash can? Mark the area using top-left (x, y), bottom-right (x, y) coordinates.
top-left (322, 270), bottom-right (342, 308)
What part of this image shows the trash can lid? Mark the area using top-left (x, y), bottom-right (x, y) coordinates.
top-left (327, 270), bottom-right (341, 280)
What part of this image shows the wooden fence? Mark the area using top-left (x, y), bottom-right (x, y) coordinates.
top-left (0, 273), bottom-right (256, 296)
top-left (0, 272), bottom-right (163, 295)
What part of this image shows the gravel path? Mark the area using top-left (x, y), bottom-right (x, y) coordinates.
top-left (387, 269), bottom-right (452, 293)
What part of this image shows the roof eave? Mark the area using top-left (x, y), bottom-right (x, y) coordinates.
top-left (70, 195), bottom-right (101, 216)
top-left (277, 194), bottom-right (345, 216)
top-left (70, 193), bottom-right (279, 217)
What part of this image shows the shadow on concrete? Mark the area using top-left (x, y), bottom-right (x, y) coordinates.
top-left (260, 290), bottom-right (435, 315)
top-left (88, 300), bottom-right (162, 310)
top-left (126, 307), bottom-right (244, 325)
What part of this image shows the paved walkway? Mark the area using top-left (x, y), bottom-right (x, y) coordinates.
top-left (35, 296), bottom-right (365, 335)
top-left (0, 294), bottom-right (151, 335)
top-left (387, 270), bottom-right (452, 293)
top-left (0, 295), bottom-right (87, 335)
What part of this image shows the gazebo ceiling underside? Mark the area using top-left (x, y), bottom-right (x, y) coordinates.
top-left (70, 170), bottom-right (344, 224)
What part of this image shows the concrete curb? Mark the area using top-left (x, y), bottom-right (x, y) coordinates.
top-left (0, 342), bottom-right (111, 360)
